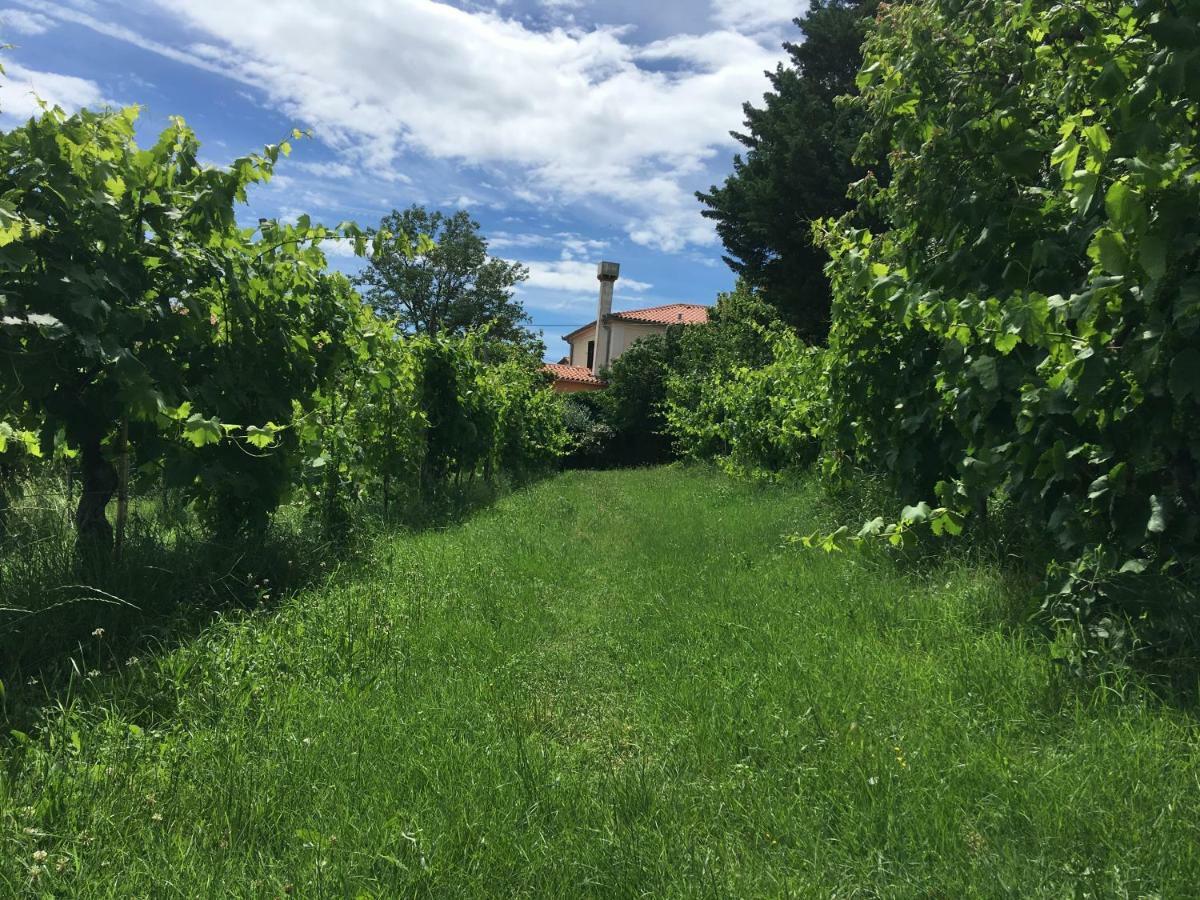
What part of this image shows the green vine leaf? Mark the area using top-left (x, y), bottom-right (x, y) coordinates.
top-left (183, 414), bottom-right (223, 448)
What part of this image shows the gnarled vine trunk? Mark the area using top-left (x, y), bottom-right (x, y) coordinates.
top-left (75, 435), bottom-right (117, 557)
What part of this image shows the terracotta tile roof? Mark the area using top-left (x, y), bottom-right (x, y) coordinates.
top-left (562, 303), bottom-right (710, 341)
top-left (543, 363), bottom-right (607, 386)
top-left (610, 303), bottom-right (710, 326)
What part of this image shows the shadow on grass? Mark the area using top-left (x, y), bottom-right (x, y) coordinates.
top-left (0, 473), bottom-right (537, 733)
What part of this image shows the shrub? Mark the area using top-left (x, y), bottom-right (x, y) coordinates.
top-left (560, 395), bottom-right (615, 469)
top-left (814, 0), bottom-right (1200, 658)
top-left (597, 329), bottom-right (683, 465)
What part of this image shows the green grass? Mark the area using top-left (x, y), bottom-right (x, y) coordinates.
top-left (3, 467), bottom-right (1199, 896)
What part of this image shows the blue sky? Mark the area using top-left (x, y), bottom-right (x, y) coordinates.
top-left (0, 0), bottom-right (805, 359)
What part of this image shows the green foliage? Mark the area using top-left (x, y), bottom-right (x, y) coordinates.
top-left (697, 0), bottom-right (879, 340)
top-left (354, 205), bottom-right (536, 351)
top-left (664, 1), bottom-right (1200, 662)
top-left (297, 325), bottom-right (566, 536)
top-left (813, 0), bottom-right (1200, 653)
top-left (0, 102), bottom-right (565, 554)
top-left (0, 104), bottom-right (379, 547)
top-left (596, 328), bottom-right (683, 464)
top-left (668, 331), bottom-right (826, 479)
top-left (587, 286), bottom-right (809, 470)
top-left (560, 395), bottom-right (614, 468)
top-left (665, 285), bottom-right (825, 476)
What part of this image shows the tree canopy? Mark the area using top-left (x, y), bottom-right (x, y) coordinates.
top-left (697, 0), bottom-right (878, 342)
top-left (355, 206), bottom-right (535, 351)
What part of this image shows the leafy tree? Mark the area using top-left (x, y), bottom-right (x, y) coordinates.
top-left (697, 0), bottom-right (878, 341)
top-left (356, 206), bottom-right (535, 350)
top-left (597, 328), bottom-right (684, 464)
top-left (665, 284), bottom-right (824, 471)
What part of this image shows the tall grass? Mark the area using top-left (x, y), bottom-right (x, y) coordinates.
top-left (0, 480), bottom-right (332, 714)
top-left (0, 474), bottom-right (509, 731)
top-left (2, 467), bottom-right (1198, 896)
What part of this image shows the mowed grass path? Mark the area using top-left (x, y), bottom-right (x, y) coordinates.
top-left (4, 468), bottom-right (1199, 896)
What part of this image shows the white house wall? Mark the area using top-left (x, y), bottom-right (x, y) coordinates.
top-left (566, 320), bottom-right (672, 370)
top-left (567, 325), bottom-right (597, 367)
top-left (607, 321), bottom-right (666, 362)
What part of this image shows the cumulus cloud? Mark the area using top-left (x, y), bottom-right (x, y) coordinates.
top-left (290, 160), bottom-right (360, 180)
top-left (559, 235), bottom-right (608, 260)
top-left (31, 0), bottom-right (789, 254)
top-left (318, 237), bottom-right (361, 259)
top-left (0, 61), bottom-right (109, 120)
top-left (487, 231), bottom-right (556, 252)
top-left (489, 231), bottom-right (609, 261)
top-left (638, 30), bottom-right (771, 71)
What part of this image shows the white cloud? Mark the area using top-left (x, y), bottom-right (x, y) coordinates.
top-left (710, 0), bottom-right (807, 32)
top-left (265, 173), bottom-right (295, 191)
top-left (0, 61), bottom-right (109, 120)
top-left (35, 0), bottom-right (789, 254)
top-left (18, 2), bottom-right (238, 81)
top-left (443, 194), bottom-right (481, 210)
top-left (638, 30), bottom-right (770, 71)
top-left (318, 237), bottom-right (361, 259)
top-left (522, 259), bottom-right (650, 293)
top-left (0, 8), bottom-right (55, 35)
top-left (290, 159), bottom-right (358, 180)
top-left (488, 231), bottom-right (556, 253)
top-left (560, 235), bottom-right (608, 260)
top-left (488, 230), bottom-right (607, 261)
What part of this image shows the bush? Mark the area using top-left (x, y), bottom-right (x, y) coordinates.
top-left (664, 284), bottom-right (825, 477)
top-left (596, 329), bottom-right (683, 465)
top-left (560, 395), bottom-right (615, 468)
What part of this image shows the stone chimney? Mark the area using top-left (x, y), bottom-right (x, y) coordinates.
top-left (593, 261), bottom-right (620, 375)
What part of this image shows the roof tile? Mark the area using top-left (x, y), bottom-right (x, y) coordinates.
top-left (543, 363), bottom-right (607, 386)
top-left (610, 303), bottom-right (709, 326)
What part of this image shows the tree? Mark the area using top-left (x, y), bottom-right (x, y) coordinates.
top-left (598, 327), bottom-right (684, 465)
top-left (355, 206), bottom-right (534, 349)
top-left (697, 0), bottom-right (878, 342)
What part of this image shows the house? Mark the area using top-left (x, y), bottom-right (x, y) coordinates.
top-left (544, 261), bottom-right (709, 393)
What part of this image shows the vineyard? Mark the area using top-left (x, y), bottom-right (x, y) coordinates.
top-left (0, 100), bottom-right (566, 682)
top-left (643, 0), bottom-right (1200, 675)
top-left (2, 0), bottom-right (1200, 893)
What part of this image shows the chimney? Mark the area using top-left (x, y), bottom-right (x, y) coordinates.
top-left (593, 261), bottom-right (619, 375)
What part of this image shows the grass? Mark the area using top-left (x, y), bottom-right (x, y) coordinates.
top-left (0, 477), bottom-right (505, 727)
top-left (2, 466), bottom-right (1199, 896)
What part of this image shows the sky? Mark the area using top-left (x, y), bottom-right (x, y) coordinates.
top-left (0, 0), bottom-right (805, 360)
